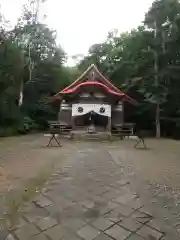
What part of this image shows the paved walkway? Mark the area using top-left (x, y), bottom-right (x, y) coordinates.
top-left (9, 144), bottom-right (168, 240)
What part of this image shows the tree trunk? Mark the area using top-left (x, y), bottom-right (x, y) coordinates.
top-left (156, 102), bottom-right (161, 137)
top-left (154, 21), bottom-right (161, 138)
top-left (18, 79), bottom-right (23, 107)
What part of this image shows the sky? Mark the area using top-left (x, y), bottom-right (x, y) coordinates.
top-left (1, 0), bottom-right (153, 65)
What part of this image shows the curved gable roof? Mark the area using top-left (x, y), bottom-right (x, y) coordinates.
top-left (53, 64), bottom-right (137, 104)
top-left (61, 81), bottom-right (124, 96)
top-left (61, 64), bottom-right (122, 94)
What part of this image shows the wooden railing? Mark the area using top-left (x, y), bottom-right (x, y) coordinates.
top-left (112, 123), bottom-right (135, 137)
top-left (48, 122), bottom-right (72, 135)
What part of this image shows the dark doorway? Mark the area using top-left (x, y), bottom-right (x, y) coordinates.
top-left (91, 112), bottom-right (108, 127)
top-left (75, 112), bottom-right (108, 128)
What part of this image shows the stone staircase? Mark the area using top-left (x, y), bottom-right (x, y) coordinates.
top-left (70, 131), bottom-right (111, 141)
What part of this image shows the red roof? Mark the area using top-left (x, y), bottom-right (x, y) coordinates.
top-left (61, 64), bottom-right (122, 94)
top-left (53, 64), bottom-right (137, 104)
top-left (61, 81), bottom-right (124, 97)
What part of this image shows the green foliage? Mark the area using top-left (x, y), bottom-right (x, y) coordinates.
top-left (0, 127), bottom-right (18, 137)
top-left (78, 0), bottom-right (180, 138)
top-left (1, 0), bottom-right (180, 138)
top-left (17, 116), bottom-right (38, 134)
top-left (0, 0), bottom-right (74, 136)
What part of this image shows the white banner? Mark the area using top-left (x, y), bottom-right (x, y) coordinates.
top-left (94, 104), bottom-right (111, 117)
top-left (72, 104), bottom-right (93, 116)
top-left (72, 104), bottom-right (111, 117)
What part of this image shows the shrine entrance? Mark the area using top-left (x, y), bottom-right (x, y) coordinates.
top-left (74, 111), bottom-right (108, 130)
top-left (92, 112), bottom-right (108, 127)
top-left (52, 64), bottom-right (137, 136)
top-left (72, 104), bottom-right (110, 133)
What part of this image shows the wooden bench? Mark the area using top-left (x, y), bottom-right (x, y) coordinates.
top-left (133, 130), bottom-right (147, 149)
top-left (47, 123), bottom-right (62, 147)
top-left (112, 123), bottom-right (134, 139)
top-left (59, 125), bottom-right (72, 134)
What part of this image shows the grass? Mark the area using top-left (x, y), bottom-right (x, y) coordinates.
top-left (2, 162), bottom-right (55, 230)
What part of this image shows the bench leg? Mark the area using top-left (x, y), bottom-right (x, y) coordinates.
top-left (47, 135), bottom-right (54, 147)
top-left (142, 139), bottom-right (147, 149)
top-left (54, 136), bottom-right (62, 147)
top-left (47, 135), bottom-right (62, 147)
top-left (134, 139), bottom-right (141, 148)
top-left (134, 138), bottom-right (147, 149)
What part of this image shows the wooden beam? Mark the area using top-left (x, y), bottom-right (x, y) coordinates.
top-left (108, 116), bottom-right (112, 135)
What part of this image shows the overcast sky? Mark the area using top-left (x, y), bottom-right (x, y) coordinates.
top-left (1, 0), bottom-right (153, 64)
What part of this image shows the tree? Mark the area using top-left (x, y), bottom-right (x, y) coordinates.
top-left (2, 0), bottom-right (180, 138)
top-left (142, 0), bottom-right (180, 137)
top-left (77, 0), bottom-right (180, 138)
top-left (0, 0), bottom-right (71, 134)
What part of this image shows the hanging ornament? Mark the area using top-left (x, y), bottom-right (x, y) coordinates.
top-left (100, 107), bottom-right (105, 113)
top-left (78, 106), bottom-right (83, 113)
top-left (89, 111), bottom-right (92, 121)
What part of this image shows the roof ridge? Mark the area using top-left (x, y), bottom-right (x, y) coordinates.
top-left (61, 64), bottom-right (94, 93)
top-left (61, 64), bottom-right (123, 94)
top-left (59, 65), bottom-right (137, 103)
top-left (61, 81), bottom-right (124, 97)
top-left (93, 65), bottom-right (123, 94)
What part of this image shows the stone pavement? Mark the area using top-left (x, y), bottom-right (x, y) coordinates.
top-left (9, 144), bottom-right (168, 240)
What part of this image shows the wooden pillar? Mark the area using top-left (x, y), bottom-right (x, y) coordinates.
top-left (58, 101), bottom-right (61, 123)
top-left (122, 102), bottom-right (124, 124)
top-left (71, 116), bottom-right (75, 130)
top-left (108, 116), bottom-right (111, 135)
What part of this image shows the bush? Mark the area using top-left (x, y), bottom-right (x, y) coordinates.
top-left (0, 127), bottom-right (18, 137)
top-left (0, 116), bottom-right (40, 137)
top-left (17, 116), bottom-right (36, 134)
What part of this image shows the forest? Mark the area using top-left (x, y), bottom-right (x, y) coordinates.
top-left (1, 0), bottom-right (180, 138)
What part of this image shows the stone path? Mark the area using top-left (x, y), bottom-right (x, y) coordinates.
top-left (9, 144), bottom-right (168, 240)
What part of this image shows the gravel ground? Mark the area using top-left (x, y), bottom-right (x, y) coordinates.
top-left (107, 139), bottom-right (180, 239)
top-left (1, 135), bottom-right (180, 238)
top-left (0, 134), bottom-right (73, 192)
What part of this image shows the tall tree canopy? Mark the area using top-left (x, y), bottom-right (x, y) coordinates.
top-left (1, 0), bottom-right (180, 138)
top-left (78, 0), bottom-right (180, 138)
top-left (0, 0), bottom-right (75, 135)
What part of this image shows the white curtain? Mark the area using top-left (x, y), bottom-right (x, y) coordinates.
top-left (72, 104), bottom-right (111, 117)
top-left (94, 104), bottom-right (111, 117)
top-left (72, 104), bottom-right (93, 116)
